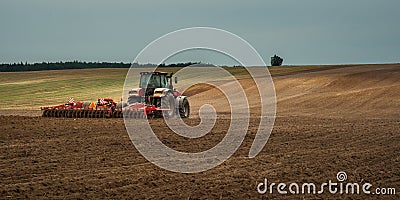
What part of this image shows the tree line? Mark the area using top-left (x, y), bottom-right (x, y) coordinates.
top-left (0, 61), bottom-right (201, 72)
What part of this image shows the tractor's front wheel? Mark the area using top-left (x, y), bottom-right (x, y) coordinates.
top-left (179, 98), bottom-right (190, 118)
top-left (161, 93), bottom-right (175, 118)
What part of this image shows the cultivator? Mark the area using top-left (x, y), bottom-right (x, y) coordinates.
top-left (41, 71), bottom-right (190, 119)
top-left (41, 98), bottom-right (126, 118)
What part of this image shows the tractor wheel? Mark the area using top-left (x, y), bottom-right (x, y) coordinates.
top-left (161, 93), bottom-right (175, 118)
top-left (179, 98), bottom-right (190, 118)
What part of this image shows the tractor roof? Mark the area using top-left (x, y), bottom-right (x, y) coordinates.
top-left (140, 71), bottom-right (168, 75)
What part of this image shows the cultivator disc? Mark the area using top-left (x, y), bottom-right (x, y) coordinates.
top-left (42, 109), bottom-right (111, 118)
top-left (42, 109), bottom-right (147, 119)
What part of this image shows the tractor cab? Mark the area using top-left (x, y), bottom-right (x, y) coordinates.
top-left (128, 71), bottom-right (175, 105)
top-left (138, 71), bottom-right (177, 98)
top-left (140, 71), bottom-right (170, 89)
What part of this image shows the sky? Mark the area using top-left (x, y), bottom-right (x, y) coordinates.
top-left (0, 0), bottom-right (399, 65)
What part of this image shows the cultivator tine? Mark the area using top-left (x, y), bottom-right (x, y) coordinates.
top-left (96, 110), bottom-right (101, 118)
top-left (81, 110), bottom-right (85, 118)
top-left (100, 110), bottom-right (104, 118)
top-left (94, 110), bottom-right (99, 118)
top-left (89, 110), bottom-right (94, 118)
top-left (78, 110), bottom-right (83, 118)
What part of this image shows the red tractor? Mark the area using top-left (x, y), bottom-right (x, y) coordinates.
top-left (124, 71), bottom-right (190, 118)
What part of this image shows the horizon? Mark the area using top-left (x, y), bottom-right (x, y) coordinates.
top-left (1, 60), bottom-right (399, 67)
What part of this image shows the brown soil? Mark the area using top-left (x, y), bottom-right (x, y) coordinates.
top-left (1, 64), bottom-right (399, 199)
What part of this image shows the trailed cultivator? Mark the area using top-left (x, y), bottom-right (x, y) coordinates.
top-left (41, 98), bottom-right (125, 118)
top-left (41, 71), bottom-right (190, 119)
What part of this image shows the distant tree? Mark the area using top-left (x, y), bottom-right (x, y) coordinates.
top-left (271, 55), bottom-right (283, 66)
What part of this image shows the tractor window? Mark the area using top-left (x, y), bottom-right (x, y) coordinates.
top-left (140, 74), bottom-right (168, 88)
top-left (140, 74), bottom-right (151, 88)
top-left (160, 75), bottom-right (168, 88)
top-left (140, 74), bottom-right (161, 88)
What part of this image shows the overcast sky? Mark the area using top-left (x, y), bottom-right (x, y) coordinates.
top-left (1, 0), bottom-right (399, 65)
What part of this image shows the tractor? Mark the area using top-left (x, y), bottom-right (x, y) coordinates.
top-left (125, 71), bottom-right (190, 118)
